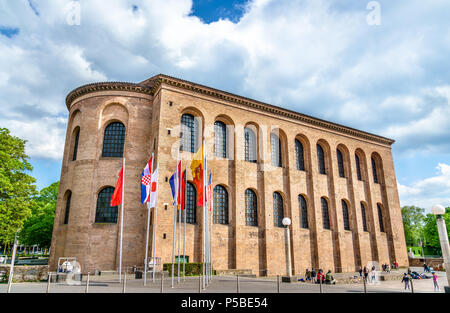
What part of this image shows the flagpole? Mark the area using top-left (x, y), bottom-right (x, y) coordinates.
top-left (209, 170), bottom-right (213, 282)
top-left (202, 139), bottom-right (206, 289)
top-left (205, 149), bottom-right (209, 286)
top-left (183, 166), bottom-right (187, 281)
top-left (119, 157), bottom-right (125, 283)
top-left (152, 164), bottom-right (159, 284)
top-left (177, 161), bottom-right (182, 283)
top-left (171, 149), bottom-right (179, 288)
top-left (144, 154), bottom-right (154, 286)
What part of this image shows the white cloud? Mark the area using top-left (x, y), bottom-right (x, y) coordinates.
top-left (398, 163), bottom-right (450, 210)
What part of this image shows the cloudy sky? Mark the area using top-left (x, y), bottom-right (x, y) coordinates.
top-left (0, 0), bottom-right (449, 210)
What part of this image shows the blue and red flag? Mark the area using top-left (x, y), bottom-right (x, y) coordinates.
top-left (140, 157), bottom-right (153, 204)
top-left (208, 170), bottom-right (212, 211)
top-left (169, 160), bottom-right (182, 206)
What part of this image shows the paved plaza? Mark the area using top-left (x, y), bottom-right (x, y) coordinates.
top-left (1, 268), bottom-right (447, 294)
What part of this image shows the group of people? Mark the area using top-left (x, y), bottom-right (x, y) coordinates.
top-left (304, 269), bottom-right (337, 285)
top-left (358, 266), bottom-right (377, 283)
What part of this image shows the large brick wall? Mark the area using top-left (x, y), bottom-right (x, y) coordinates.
top-left (49, 75), bottom-right (409, 275)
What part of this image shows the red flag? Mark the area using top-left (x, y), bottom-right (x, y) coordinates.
top-left (111, 167), bottom-right (124, 207)
top-left (179, 170), bottom-right (186, 210)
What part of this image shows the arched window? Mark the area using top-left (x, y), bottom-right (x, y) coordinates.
top-left (321, 197), bottom-right (330, 230)
top-left (298, 195), bottom-right (308, 229)
top-left (377, 204), bottom-right (385, 233)
top-left (72, 128), bottom-right (80, 161)
top-left (295, 140), bottom-right (305, 171)
top-left (360, 202), bottom-right (368, 232)
top-left (244, 127), bottom-right (257, 163)
top-left (214, 185), bottom-right (228, 224)
top-left (355, 154), bottom-right (362, 181)
top-left (102, 122), bottom-right (125, 157)
top-left (371, 157), bottom-right (379, 184)
top-left (180, 114), bottom-right (198, 153)
top-left (273, 192), bottom-right (284, 227)
top-left (95, 187), bottom-right (118, 223)
top-left (342, 200), bottom-right (350, 231)
top-left (337, 148), bottom-right (345, 178)
top-left (271, 133), bottom-right (282, 167)
top-left (64, 191), bottom-right (72, 225)
top-left (185, 183), bottom-right (196, 224)
top-left (317, 144), bottom-right (326, 174)
top-left (214, 121), bottom-right (227, 158)
top-left (245, 189), bottom-right (258, 226)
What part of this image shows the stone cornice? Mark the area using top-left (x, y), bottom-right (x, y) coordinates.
top-left (147, 74), bottom-right (395, 146)
top-left (66, 82), bottom-right (153, 109)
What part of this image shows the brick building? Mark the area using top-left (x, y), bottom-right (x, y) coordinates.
top-left (49, 74), bottom-right (409, 275)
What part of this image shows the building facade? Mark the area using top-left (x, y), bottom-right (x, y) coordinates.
top-left (49, 74), bottom-right (409, 275)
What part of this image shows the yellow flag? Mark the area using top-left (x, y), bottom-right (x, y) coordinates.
top-left (190, 145), bottom-right (204, 205)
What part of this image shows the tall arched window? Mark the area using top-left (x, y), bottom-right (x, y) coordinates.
top-left (244, 127), bottom-right (257, 163)
top-left (317, 144), bottom-right (326, 174)
top-left (298, 195), bottom-right (308, 229)
top-left (214, 185), bottom-right (228, 224)
top-left (72, 128), bottom-right (80, 161)
top-left (377, 203), bottom-right (385, 233)
top-left (355, 154), bottom-right (362, 181)
top-left (295, 139), bottom-right (305, 171)
top-left (371, 157), bottom-right (379, 184)
top-left (342, 200), bottom-right (350, 231)
top-left (181, 114), bottom-right (198, 153)
top-left (321, 197), bottom-right (330, 230)
top-left (273, 192), bottom-right (284, 227)
top-left (337, 148), bottom-right (345, 178)
top-left (245, 189), bottom-right (258, 226)
top-left (185, 182), bottom-right (196, 224)
top-left (95, 187), bottom-right (118, 223)
top-left (102, 122), bottom-right (125, 157)
top-left (271, 133), bottom-right (282, 167)
top-left (64, 191), bottom-right (72, 225)
top-left (214, 121), bottom-right (227, 158)
top-left (360, 202), bottom-right (368, 232)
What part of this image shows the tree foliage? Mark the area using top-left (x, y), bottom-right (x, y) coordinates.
top-left (19, 182), bottom-right (59, 248)
top-left (0, 128), bottom-right (37, 245)
top-left (422, 207), bottom-right (450, 256)
top-left (401, 206), bottom-right (425, 246)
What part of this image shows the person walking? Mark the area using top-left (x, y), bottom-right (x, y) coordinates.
top-left (363, 266), bottom-right (369, 282)
top-left (311, 269), bottom-right (316, 283)
top-left (401, 273), bottom-right (410, 290)
top-left (317, 269), bottom-right (325, 284)
top-left (432, 272), bottom-right (439, 291)
top-left (358, 267), bottom-right (363, 277)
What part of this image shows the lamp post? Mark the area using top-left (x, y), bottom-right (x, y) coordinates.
top-left (282, 217), bottom-right (292, 278)
top-left (431, 204), bottom-right (450, 293)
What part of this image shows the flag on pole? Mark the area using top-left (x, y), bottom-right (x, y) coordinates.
top-left (191, 145), bottom-right (204, 206)
top-left (208, 170), bottom-right (212, 212)
top-left (140, 157), bottom-right (154, 204)
top-left (148, 167), bottom-right (159, 209)
top-left (111, 166), bottom-right (124, 207)
top-left (179, 170), bottom-right (186, 210)
top-left (169, 161), bottom-right (182, 206)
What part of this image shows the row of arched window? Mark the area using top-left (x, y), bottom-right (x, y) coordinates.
top-left (70, 118), bottom-right (381, 188)
top-left (62, 186), bottom-right (385, 234)
top-left (179, 114), bottom-right (382, 184)
top-left (71, 122), bottom-right (126, 161)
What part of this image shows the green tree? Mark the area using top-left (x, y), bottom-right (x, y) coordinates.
top-left (422, 207), bottom-right (450, 256)
top-left (0, 128), bottom-right (37, 247)
top-left (19, 182), bottom-right (59, 249)
top-left (401, 205), bottom-right (425, 246)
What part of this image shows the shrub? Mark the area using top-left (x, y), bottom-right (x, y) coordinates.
top-left (163, 263), bottom-right (216, 276)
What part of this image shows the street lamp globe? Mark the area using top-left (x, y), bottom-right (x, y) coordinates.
top-left (432, 204), bottom-right (445, 216)
top-left (282, 217), bottom-right (291, 227)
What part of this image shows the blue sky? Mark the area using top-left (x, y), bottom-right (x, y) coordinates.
top-left (0, 0), bottom-right (449, 210)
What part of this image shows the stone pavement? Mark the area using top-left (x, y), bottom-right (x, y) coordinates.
top-left (1, 270), bottom-right (447, 293)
